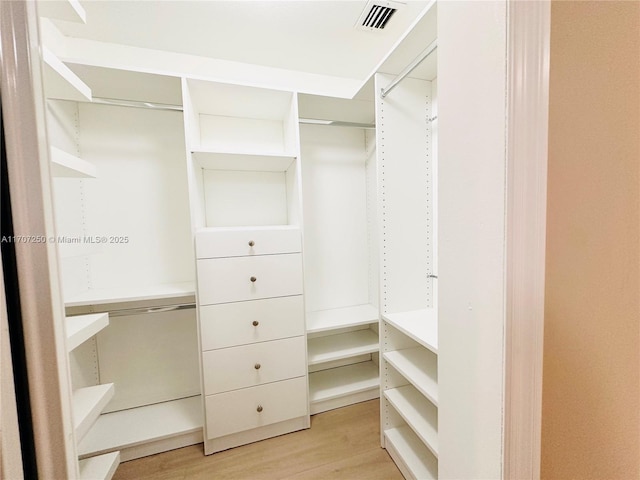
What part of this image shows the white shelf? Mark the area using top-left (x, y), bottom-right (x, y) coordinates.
top-left (65, 281), bottom-right (195, 308)
top-left (78, 452), bottom-right (120, 480)
top-left (306, 304), bottom-right (379, 334)
top-left (308, 329), bottom-right (378, 366)
top-left (73, 384), bottom-right (115, 442)
top-left (38, 0), bottom-right (86, 23)
top-left (309, 361), bottom-right (379, 405)
top-left (66, 313), bottom-right (109, 352)
top-left (42, 47), bottom-right (91, 102)
top-left (384, 348), bottom-right (438, 406)
top-left (50, 146), bottom-right (96, 178)
top-left (382, 309), bottom-right (438, 353)
top-left (384, 385), bottom-right (438, 458)
top-left (192, 150), bottom-right (296, 172)
top-left (384, 425), bottom-right (438, 480)
top-left (77, 396), bottom-right (202, 458)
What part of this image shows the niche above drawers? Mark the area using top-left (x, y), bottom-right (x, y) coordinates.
top-left (195, 226), bottom-right (309, 454)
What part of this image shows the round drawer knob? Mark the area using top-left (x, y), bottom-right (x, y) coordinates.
top-left (250, 276), bottom-right (257, 283)
top-left (248, 240), bottom-right (255, 247)
top-left (254, 363), bottom-right (261, 370)
top-left (252, 320), bottom-right (259, 326)
top-left (256, 405), bottom-right (263, 413)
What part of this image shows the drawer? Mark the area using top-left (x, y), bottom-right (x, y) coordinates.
top-left (202, 336), bottom-right (306, 395)
top-left (197, 254), bottom-right (303, 305)
top-left (196, 227), bottom-right (301, 259)
top-left (200, 296), bottom-right (304, 350)
top-left (205, 376), bottom-right (307, 439)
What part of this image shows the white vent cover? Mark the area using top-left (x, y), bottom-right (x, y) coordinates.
top-left (355, 0), bottom-right (405, 31)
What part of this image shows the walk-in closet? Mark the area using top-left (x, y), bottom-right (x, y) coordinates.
top-left (1, 0), bottom-right (516, 478)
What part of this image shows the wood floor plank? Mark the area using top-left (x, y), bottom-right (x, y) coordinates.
top-left (113, 400), bottom-right (402, 480)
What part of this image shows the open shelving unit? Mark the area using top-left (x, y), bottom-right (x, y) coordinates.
top-left (308, 329), bottom-right (378, 366)
top-left (308, 361), bottom-right (379, 414)
top-left (306, 304), bottom-right (378, 334)
top-left (382, 309), bottom-right (438, 353)
top-left (383, 348), bottom-right (438, 406)
top-left (385, 426), bottom-right (438, 480)
top-left (73, 384), bottom-right (115, 441)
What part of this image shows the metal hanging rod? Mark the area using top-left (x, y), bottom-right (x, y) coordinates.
top-left (108, 303), bottom-right (195, 318)
top-left (92, 96), bottom-right (184, 112)
top-left (380, 38), bottom-right (438, 99)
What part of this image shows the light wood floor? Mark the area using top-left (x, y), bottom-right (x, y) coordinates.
top-left (113, 400), bottom-right (402, 480)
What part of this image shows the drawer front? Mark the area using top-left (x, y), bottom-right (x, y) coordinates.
top-left (196, 228), bottom-right (301, 259)
top-left (205, 376), bottom-right (307, 439)
top-left (202, 336), bottom-right (306, 395)
top-left (197, 254), bottom-right (303, 305)
top-left (200, 296), bottom-right (304, 350)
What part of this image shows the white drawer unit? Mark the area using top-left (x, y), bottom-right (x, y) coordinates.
top-left (200, 296), bottom-right (304, 350)
top-left (202, 336), bottom-right (307, 395)
top-left (205, 376), bottom-right (308, 439)
top-left (196, 226), bottom-right (302, 259)
top-left (197, 253), bottom-right (303, 305)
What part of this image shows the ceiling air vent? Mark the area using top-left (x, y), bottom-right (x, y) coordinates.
top-left (355, 0), bottom-right (405, 31)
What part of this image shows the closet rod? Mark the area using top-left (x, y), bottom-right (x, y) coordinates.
top-left (92, 97), bottom-right (183, 112)
top-left (108, 303), bottom-right (195, 317)
top-left (380, 38), bottom-right (438, 98)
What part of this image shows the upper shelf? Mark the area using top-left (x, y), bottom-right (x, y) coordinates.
top-left (382, 309), bottom-right (438, 353)
top-left (65, 282), bottom-right (196, 308)
top-left (50, 146), bottom-right (96, 178)
top-left (42, 47), bottom-right (92, 102)
top-left (192, 150), bottom-right (296, 173)
top-left (38, 0), bottom-right (86, 23)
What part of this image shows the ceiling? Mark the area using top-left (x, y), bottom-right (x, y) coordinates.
top-left (53, 1), bottom-right (430, 83)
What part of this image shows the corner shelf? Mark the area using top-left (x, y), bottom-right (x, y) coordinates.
top-left (73, 384), bottom-right (115, 442)
top-left (306, 304), bottom-right (378, 334)
top-left (192, 150), bottom-right (296, 172)
top-left (51, 146), bottom-right (96, 178)
top-left (384, 425), bottom-right (438, 480)
top-left (77, 396), bottom-right (203, 462)
top-left (42, 47), bottom-right (92, 102)
top-left (308, 329), bottom-right (379, 366)
top-left (309, 361), bottom-right (379, 414)
top-left (38, 0), bottom-right (86, 23)
top-left (383, 348), bottom-right (438, 406)
top-left (78, 452), bottom-right (120, 480)
top-left (384, 385), bottom-right (438, 458)
top-left (382, 309), bottom-right (438, 353)
top-left (66, 313), bottom-right (109, 352)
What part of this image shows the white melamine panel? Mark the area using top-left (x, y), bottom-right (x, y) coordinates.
top-left (205, 376), bottom-right (307, 439)
top-left (365, 129), bottom-right (379, 309)
top-left (78, 452), bottom-right (120, 480)
top-left (50, 146), bottom-right (96, 178)
top-left (42, 46), bottom-right (92, 101)
top-left (200, 296), bottom-right (304, 350)
top-left (306, 304), bottom-right (378, 333)
top-left (195, 226), bottom-right (301, 259)
top-left (193, 151), bottom-right (295, 172)
top-left (300, 125), bottom-right (371, 312)
top-left (46, 100), bottom-right (80, 156)
top-left (38, 0), bottom-right (86, 23)
top-left (69, 339), bottom-right (99, 390)
top-left (202, 336), bottom-right (306, 395)
top-left (375, 73), bottom-right (433, 314)
top-left (199, 115), bottom-right (288, 155)
top-left (65, 282), bottom-right (195, 308)
top-left (77, 103), bottom-right (194, 292)
top-left (298, 95), bottom-right (375, 125)
top-left (66, 313), bottom-right (109, 352)
top-left (307, 329), bottom-right (378, 366)
top-left (308, 361), bottom-right (379, 404)
top-left (384, 348), bottom-right (438, 406)
top-left (96, 309), bottom-right (200, 413)
top-left (78, 396), bottom-right (202, 458)
top-left (202, 170), bottom-right (289, 227)
top-left (385, 385), bottom-right (438, 457)
top-left (384, 426), bottom-right (437, 480)
top-left (73, 383), bottom-right (114, 441)
top-left (383, 309), bottom-right (438, 353)
top-left (197, 254), bottom-right (303, 305)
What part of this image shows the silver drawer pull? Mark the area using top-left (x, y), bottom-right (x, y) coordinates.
top-left (250, 276), bottom-right (257, 283)
top-left (256, 405), bottom-right (263, 413)
top-left (254, 363), bottom-right (261, 370)
top-left (248, 240), bottom-right (255, 247)
top-left (252, 320), bottom-right (259, 326)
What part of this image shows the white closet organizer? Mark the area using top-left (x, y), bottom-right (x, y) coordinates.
top-left (183, 79), bottom-right (310, 455)
top-left (374, 2), bottom-right (440, 475)
top-left (298, 92), bottom-right (380, 414)
top-left (45, 59), bottom-right (201, 463)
